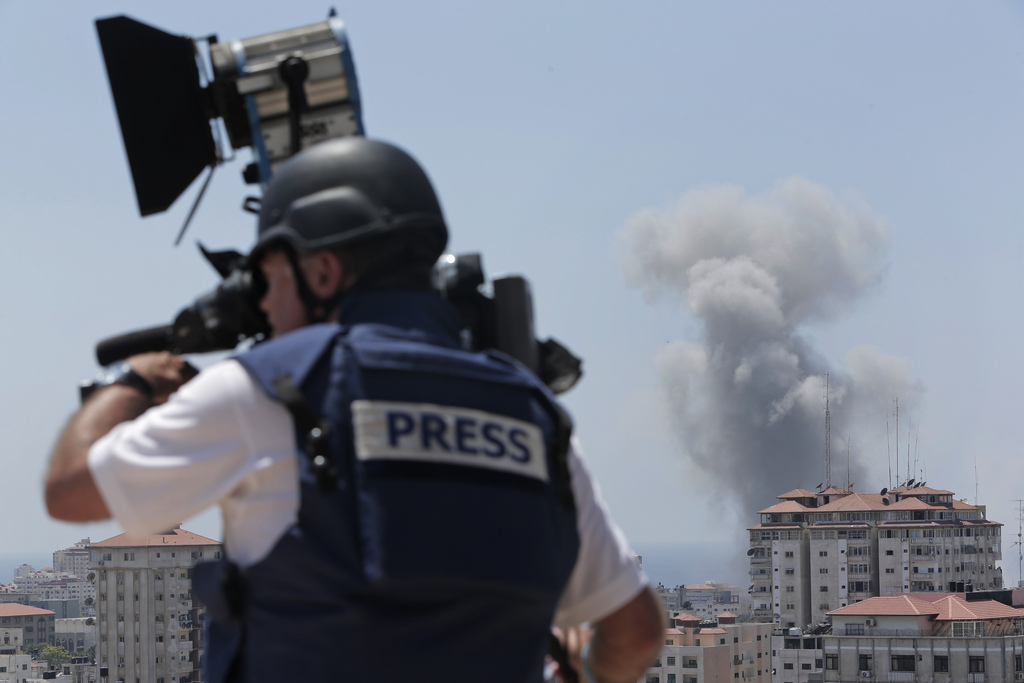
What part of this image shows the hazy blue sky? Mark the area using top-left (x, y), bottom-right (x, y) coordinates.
top-left (3, 2), bottom-right (1024, 586)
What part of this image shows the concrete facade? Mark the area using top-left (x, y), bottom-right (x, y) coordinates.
top-left (0, 606), bottom-right (54, 647)
top-left (640, 614), bottom-right (773, 683)
top-left (0, 654), bottom-right (31, 683)
top-left (91, 527), bottom-right (222, 683)
top-left (822, 592), bottom-right (1024, 682)
top-left (749, 485), bottom-right (1003, 629)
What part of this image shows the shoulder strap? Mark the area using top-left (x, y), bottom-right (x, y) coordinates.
top-left (272, 375), bottom-right (336, 492)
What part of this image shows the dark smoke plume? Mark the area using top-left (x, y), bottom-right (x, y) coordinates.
top-left (619, 176), bottom-right (922, 525)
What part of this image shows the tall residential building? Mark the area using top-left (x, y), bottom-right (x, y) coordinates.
top-left (640, 612), bottom-right (773, 683)
top-left (54, 539), bottom-right (93, 579)
top-left (90, 527), bottom-right (222, 683)
top-left (749, 484), bottom-right (1004, 628)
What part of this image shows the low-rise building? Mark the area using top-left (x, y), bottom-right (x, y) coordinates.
top-left (0, 653), bottom-right (31, 683)
top-left (0, 606), bottom-right (53, 647)
top-left (640, 612), bottom-right (773, 683)
top-left (822, 591), bottom-right (1024, 682)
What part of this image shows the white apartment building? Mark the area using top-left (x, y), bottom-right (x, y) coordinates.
top-left (749, 484), bottom-right (1003, 628)
top-left (54, 539), bottom-right (93, 579)
top-left (91, 526), bottom-right (222, 683)
top-left (822, 591), bottom-right (1024, 682)
top-left (0, 654), bottom-right (31, 683)
top-left (12, 569), bottom-right (94, 617)
top-left (640, 612), bottom-right (773, 683)
top-left (655, 582), bottom-right (744, 620)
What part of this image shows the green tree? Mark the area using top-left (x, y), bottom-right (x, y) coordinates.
top-left (22, 641), bottom-right (45, 659)
top-left (39, 644), bottom-right (71, 669)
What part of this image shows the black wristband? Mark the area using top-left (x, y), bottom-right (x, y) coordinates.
top-left (114, 367), bottom-right (154, 399)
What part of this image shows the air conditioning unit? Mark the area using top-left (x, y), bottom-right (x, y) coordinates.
top-left (861, 671), bottom-right (872, 678)
top-left (865, 618), bottom-right (877, 626)
top-left (1015, 673), bottom-right (1023, 681)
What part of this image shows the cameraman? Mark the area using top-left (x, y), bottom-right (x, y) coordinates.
top-left (45, 137), bottom-right (664, 683)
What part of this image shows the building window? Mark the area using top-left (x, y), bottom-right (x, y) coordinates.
top-left (969, 657), bottom-right (985, 673)
top-left (953, 621), bottom-right (985, 637)
top-left (785, 551), bottom-right (793, 557)
top-left (666, 657), bottom-right (675, 666)
top-left (885, 568), bottom-right (895, 573)
top-left (845, 624), bottom-right (864, 636)
top-left (858, 654), bottom-right (872, 671)
top-left (783, 663), bottom-right (793, 670)
top-left (819, 551), bottom-right (828, 557)
top-left (891, 655), bottom-right (915, 672)
top-left (667, 676), bottom-right (675, 683)
top-left (1015, 654), bottom-right (1022, 672)
top-left (820, 586), bottom-right (828, 592)
top-left (819, 568), bottom-right (828, 574)
top-left (886, 550), bottom-right (894, 555)
top-left (801, 663), bottom-right (811, 670)
top-left (785, 569), bottom-right (794, 575)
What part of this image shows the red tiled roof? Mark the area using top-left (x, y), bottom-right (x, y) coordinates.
top-left (685, 585), bottom-right (714, 591)
top-left (758, 500), bottom-right (808, 514)
top-left (931, 597), bottom-right (1024, 621)
top-left (951, 500), bottom-right (978, 510)
top-left (829, 595), bottom-right (940, 617)
top-left (815, 493), bottom-right (889, 512)
top-left (747, 524), bottom-right (802, 531)
top-left (0, 604), bottom-right (55, 617)
top-left (698, 628), bottom-right (727, 635)
top-left (885, 497), bottom-right (933, 510)
top-left (673, 613), bottom-right (701, 623)
top-left (778, 489), bottom-right (817, 499)
top-left (717, 611), bottom-right (738, 618)
top-left (664, 628), bottom-right (684, 635)
top-left (820, 486), bottom-right (853, 495)
top-left (92, 527), bottom-right (221, 547)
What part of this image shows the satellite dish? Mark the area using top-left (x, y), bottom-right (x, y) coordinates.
top-left (86, 573), bottom-right (95, 581)
top-left (84, 597), bottom-right (93, 605)
top-left (882, 497), bottom-right (890, 506)
top-left (747, 548), bottom-right (755, 556)
top-left (85, 618), bottom-right (94, 626)
top-left (907, 478), bottom-right (916, 487)
top-left (880, 487), bottom-right (888, 496)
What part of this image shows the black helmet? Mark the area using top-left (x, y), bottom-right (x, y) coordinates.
top-left (250, 137), bottom-right (448, 263)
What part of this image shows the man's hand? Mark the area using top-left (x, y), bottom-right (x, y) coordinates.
top-left (558, 586), bottom-right (665, 683)
top-left (45, 352), bottom-right (198, 522)
top-left (128, 351), bottom-right (199, 404)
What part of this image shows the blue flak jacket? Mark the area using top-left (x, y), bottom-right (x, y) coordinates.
top-left (193, 288), bottom-right (581, 683)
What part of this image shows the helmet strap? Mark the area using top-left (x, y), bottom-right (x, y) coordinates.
top-left (283, 248), bottom-right (346, 325)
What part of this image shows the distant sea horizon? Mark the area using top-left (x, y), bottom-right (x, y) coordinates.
top-left (0, 541), bottom-right (749, 589)
top-left (631, 541), bottom-right (747, 589)
top-left (0, 553), bottom-right (57, 583)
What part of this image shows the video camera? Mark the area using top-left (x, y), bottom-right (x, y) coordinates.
top-left (89, 13), bottom-right (582, 395)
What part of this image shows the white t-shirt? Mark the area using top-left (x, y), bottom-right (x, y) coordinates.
top-left (89, 359), bottom-right (647, 628)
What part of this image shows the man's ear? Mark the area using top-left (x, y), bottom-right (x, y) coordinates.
top-left (303, 250), bottom-right (347, 299)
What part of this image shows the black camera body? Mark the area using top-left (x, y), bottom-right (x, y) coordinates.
top-left (90, 13), bottom-right (582, 396)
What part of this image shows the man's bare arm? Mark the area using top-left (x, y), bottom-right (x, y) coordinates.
top-left (45, 352), bottom-right (196, 522)
top-left (562, 585), bottom-right (665, 683)
top-left (45, 385), bottom-right (150, 521)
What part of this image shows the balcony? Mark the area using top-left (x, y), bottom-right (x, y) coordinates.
top-left (967, 674), bottom-right (985, 683)
top-left (889, 673), bottom-right (915, 682)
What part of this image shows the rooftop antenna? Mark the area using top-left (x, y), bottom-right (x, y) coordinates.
top-left (1013, 500), bottom-right (1024, 589)
top-left (847, 437), bottom-right (852, 490)
top-left (885, 399), bottom-right (892, 489)
top-left (974, 454), bottom-right (979, 506)
top-left (894, 397), bottom-right (900, 488)
top-left (824, 374), bottom-right (832, 489)
top-left (906, 418), bottom-right (912, 484)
